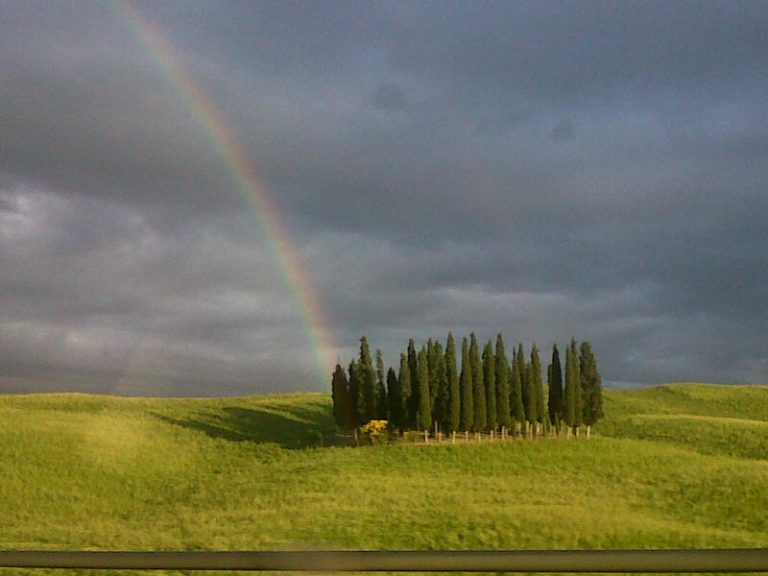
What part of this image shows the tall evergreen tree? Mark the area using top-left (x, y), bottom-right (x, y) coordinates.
top-left (398, 353), bottom-right (412, 429)
top-left (520, 343), bottom-right (536, 430)
top-left (348, 359), bottom-right (362, 428)
top-left (470, 333), bottom-right (486, 431)
top-left (427, 338), bottom-right (439, 404)
top-left (374, 349), bottom-right (387, 419)
top-left (432, 341), bottom-right (448, 431)
top-left (510, 345), bottom-right (525, 431)
top-left (579, 341), bottom-right (604, 437)
top-left (375, 378), bottom-right (388, 420)
top-left (376, 349), bottom-right (385, 389)
top-left (416, 349), bottom-right (432, 432)
top-left (445, 332), bottom-right (461, 432)
top-left (411, 342), bottom-right (432, 430)
top-left (495, 334), bottom-right (511, 431)
top-left (386, 367), bottom-right (402, 429)
top-left (563, 345), bottom-right (574, 431)
top-left (531, 344), bottom-right (545, 433)
top-left (407, 339), bottom-right (419, 427)
top-left (564, 339), bottom-right (582, 435)
top-left (515, 343), bottom-right (535, 432)
top-left (459, 337), bottom-right (474, 431)
top-left (331, 364), bottom-right (352, 429)
top-left (358, 336), bottom-right (377, 424)
top-left (548, 344), bottom-right (564, 429)
top-left (483, 340), bottom-right (496, 431)
top-left (570, 338), bottom-right (583, 431)
top-left (524, 363), bottom-right (536, 434)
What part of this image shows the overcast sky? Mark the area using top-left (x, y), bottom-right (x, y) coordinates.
top-left (1, 1), bottom-right (766, 396)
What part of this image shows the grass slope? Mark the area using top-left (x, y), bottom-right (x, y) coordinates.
top-left (1, 384), bottom-right (767, 575)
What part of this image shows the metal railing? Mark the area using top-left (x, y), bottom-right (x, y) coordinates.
top-left (1, 549), bottom-right (767, 572)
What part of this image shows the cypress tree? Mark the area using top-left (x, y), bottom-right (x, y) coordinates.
top-left (411, 344), bottom-right (431, 430)
top-left (571, 338), bottom-right (583, 432)
top-left (359, 336), bottom-right (377, 424)
top-left (459, 337), bottom-right (474, 431)
top-left (375, 378), bottom-right (388, 420)
top-left (495, 334), bottom-right (511, 431)
top-left (520, 343), bottom-right (536, 431)
top-left (445, 332), bottom-right (461, 432)
top-left (483, 340), bottom-right (496, 431)
top-left (376, 349), bottom-right (385, 389)
top-left (531, 344), bottom-right (545, 434)
top-left (470, 333), bottom-right (486, 431)
top-left (563, 345), bottom-right (574, 431)
top-left (564, 339), bottom-right (581, 435)
top-left (331, 364), bottom-right (352, 429)
top-left (386, 367), bottom-right (402, 429)
top-left (580, 341), bottom-right (604, 438)
top-left (432, 340), bottom-right (448, 432)
top-left (407, 339), bottom-right (419, 428)
top-left (416, 349), bottom-right (432, 432)
top-left (427, 338), bottom-right (439, 404)
top-left (348, 359), bottom-right (362, 428)
top-left (524, 363), bottom-right (536, 435)
top-left (547, 344), bottom-right (564, 430)
top-left (374, 349), bottom-right (387, 419)
top-left (398, 353), bottom-right (412, 429)
top-left (510, 345), bottom-right (525, 432)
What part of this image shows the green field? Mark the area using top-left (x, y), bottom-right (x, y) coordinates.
top-left (1, 383), bottom-right (767, 575)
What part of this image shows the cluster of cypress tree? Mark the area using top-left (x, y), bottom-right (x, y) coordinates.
top-left (331, 334), bottom-right (603, 438)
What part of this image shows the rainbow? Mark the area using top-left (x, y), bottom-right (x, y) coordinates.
top-left (115, 1), bottom-right (336, 385)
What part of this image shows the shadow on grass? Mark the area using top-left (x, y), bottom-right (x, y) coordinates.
top-left (154, 404), bottom-right (337, 449)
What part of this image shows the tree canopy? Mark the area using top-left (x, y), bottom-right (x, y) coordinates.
top-left (331, 333), bottom-right (603, 438)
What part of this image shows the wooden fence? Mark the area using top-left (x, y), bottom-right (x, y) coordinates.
top-left (336, 427), bottom-right (568, 446)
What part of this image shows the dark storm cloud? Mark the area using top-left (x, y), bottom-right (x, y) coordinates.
top-left (0, 1), bottom-right (237, 219)
top-left (0, 186), bottom-right (317, 393)
top-left (371, 83), bottom-right (409, 112)
top-left (550, 120), bottom-right (574, 141)
top-left (1, 1), bottom-right (766, 394)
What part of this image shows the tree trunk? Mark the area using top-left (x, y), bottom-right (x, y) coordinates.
top-left (451, 431), bottom-right (456, 445)
top-left (586, 424), bottom-right (591, 439)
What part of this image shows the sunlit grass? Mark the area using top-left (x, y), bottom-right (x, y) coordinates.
top-left (1, 384), bottom-right (766, 576)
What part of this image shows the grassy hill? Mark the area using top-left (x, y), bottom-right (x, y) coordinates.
top-left (1, 384), bottom-right (767, 575)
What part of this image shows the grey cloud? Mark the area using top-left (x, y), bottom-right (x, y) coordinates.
top-left (550, 120), bottom-right (574, 141)
top-left (371, 83), bottom-right (409, 112)
top-left (0, 186), bottom-right (317, 394)
top-left (385, 1), bottom-right (768, 105)
top-left (1, 1), bottom-right (767, 394)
